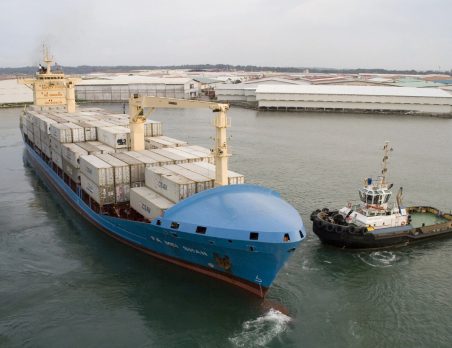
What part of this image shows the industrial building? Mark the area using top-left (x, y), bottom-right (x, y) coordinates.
top-left (75, 75), bottom-right (200, 102)
top-left (215, 77), bottom-right (309, 105)
top-left (255, 85), bottom-right (452, 115)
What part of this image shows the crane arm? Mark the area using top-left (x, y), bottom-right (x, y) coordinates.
top-left (128, 94), bottom-right (231, 186)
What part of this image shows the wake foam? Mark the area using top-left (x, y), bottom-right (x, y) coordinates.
top-left (229, 308), bottom-right (291, 347)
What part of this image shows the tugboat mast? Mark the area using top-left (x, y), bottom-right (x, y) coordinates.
top-left (380, 141), bottom-right (392, 186)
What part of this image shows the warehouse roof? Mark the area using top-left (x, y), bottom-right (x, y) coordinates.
top-left (78, 75), bottom-right (194, 86)
top-left (256, 85), bottom-right (452, 98)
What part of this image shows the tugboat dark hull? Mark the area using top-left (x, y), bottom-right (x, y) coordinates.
top-left (311, 208), bottom-right (452, 249)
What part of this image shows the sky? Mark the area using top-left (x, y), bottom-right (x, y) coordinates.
top-left (0, 0), bottom-right (451, 70)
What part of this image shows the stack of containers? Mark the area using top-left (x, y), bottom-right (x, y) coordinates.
top-left (126, 151), bottom-right (160, 168)
top-left (50, 123), bottom-right (73, 168)
top-left (178, 145), bottom-right (214, 164)
top-left (87, 141), bottom-right (116, 154)
top-left (140, 150), bottom-right (174, 166)
top-left (164, 164), bottom-right (214, 193)
top-left (96, 154), bottom-right (131, 203)
top-left (38, 115), bottom-right (57, 158)
top-left (32, 114), bottom-right (42, 150)
top-left (144, 166), bottom-right (196, 203)
top-left (76, 142), bottom-right (102, 155)
top-left (80, 155), bottom-right (115, 205)
top-left (144, 120), bottom-right (162, 137)
top-left (61, 143), bottom-right (88, 183)
top-left (111, 152), bottom-right (146, 187)
top-left (150, 148), bottom-right (190, 164)
top-left (97, 126), bottom-right (130, 150)
top-left (130, 187), bottom-right (174, 221)
top-left (178, 162), bottom-right (245, 185)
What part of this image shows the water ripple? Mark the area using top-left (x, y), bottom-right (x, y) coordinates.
top-left (228, 309), bottom-right (291, 347)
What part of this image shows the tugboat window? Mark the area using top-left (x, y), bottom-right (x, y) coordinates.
top-left (250, 232), bottom-right (259, 240)
top-left (284, 233), bottom-right (290, 242)
top-left (156, 220), bottom-right (161, 226)
top-left (171, 222), bottom-right (180, 229)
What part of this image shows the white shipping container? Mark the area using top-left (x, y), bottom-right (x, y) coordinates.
top-left (158, 136), bottom-right (187, 147)
top-left (145, 166), bottom-right (196, 202)
top-left (144, 137), bottom-right (176, 149)
top-left (140, 150), bottom-right (174, 166)
top-left (130, 186), bottom-right (174, 221)
top-left (62, 158), bottom-right (81, 183)
top-left (52, 150), bottom-right (63, 168)
top-left (42, 142), bottom-right (51, 158)
top-left (164, 164), bottom-right (214, 193)
top-left (61, 143), bottom-right (89, 168)
top-left (97, 126), bottom-right (130, 149)
top-left (125, 151), bottom-right (160, 167)
top-left (95, 154), bottom-right (130, 185)
top-left (79, 155), bottom-right (114, 186)
top-left (40, 129), bottom-right (50, 146)
top-left (81, 174), bottom-right (115, 205)
top-left (114, 183), bottom-right (131, 203)
top-left (38, 116), bottom-right (57, 134)
top-left (87, 141), bottom-right (116, 154)
top-left (178, 146), bottom-right (214, 163)
top-left (163, 147), bottom-right (201, 163)
top-left (50, 136), bottom-right (62, 155)
top-left (77, 122), bottom-right (97, 141)
top-left (187, 145), bottom-right (212, 155)
top-left (179, 162), bottom-right (245, 185)
top-left (66, 123), bottom-right (85, 142)
top-left (151, 148), bottom-right (189, 164)
top-left (110, 152), bottom-right (145, 184)
top-left (144, 120), bottom-right (162, 137)
top-left (76, 142), bottom-right (102, 155)
top-left (50, 123), bottom-right (72, 143)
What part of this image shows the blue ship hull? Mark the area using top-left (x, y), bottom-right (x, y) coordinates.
top-left (23, 141), bottom-right (305, 297)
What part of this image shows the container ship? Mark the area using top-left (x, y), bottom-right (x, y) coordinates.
top-left (310, 142), bottom-right (452, 249)
top-left (18, 52), bottom-right (306, 297)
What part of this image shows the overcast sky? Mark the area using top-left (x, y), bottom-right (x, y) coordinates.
top-left (1, 0), bottom-right (451, 70)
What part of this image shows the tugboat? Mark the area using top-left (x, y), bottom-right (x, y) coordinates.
top-left (310, 142), bottom-right (452, 249)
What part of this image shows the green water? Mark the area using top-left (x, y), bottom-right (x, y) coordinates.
top-left (410, 212), bottom-right (449, 228)
top-left (1, 105), bottom-right (452, 347)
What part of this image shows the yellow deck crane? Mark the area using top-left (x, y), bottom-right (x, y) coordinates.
top-left (128, 94), bottom-right (231, 187)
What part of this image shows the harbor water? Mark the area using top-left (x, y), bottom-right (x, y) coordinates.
top-left (1, 104), bottom-right (452, 347)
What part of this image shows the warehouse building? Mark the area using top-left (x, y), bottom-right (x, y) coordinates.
top-left (255, 85), bottom-right (452, 115)
top-left (215, 77), bottom-right (309, 106)
top-left (75, 75), bottom-right (200, 102)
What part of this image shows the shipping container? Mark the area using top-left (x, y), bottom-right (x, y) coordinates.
top-left (187, 145), bottom-right (212, 155)
top-left (140, 150), bottom-right (174, 166)
top-left (125, 151), bottom-right (160, 167)
top-left (97, 126), bottom-right (130, 149)
top-left (145, 166), bottom-right (196, 202)
top-left (151, 148), bottom-right (189, 164)
top-left (62, 158), bottom-right (81, 183)
top-left (95, 154), bottom-right (130, 185)
top-left (144, 119), bottom-right (162, 137)
top-left (144, 137), bottom-right (176, 149)
top-left (50, 136), bottom-right (62, 156)
top-left (179, 162), bottom-right (245, 185)
top-left (61, 143), bottom-right (89, 168)
top-left (177, 146), bottom-right (214, 164)
top-left (50, 123), bottom-right (72, 143)
top-left (76, 142), bottom-right (102, 155)
top-left (87, 141), bottom-right (116, 154)
top-left (164, 164), bottom-right (214, 193)
top-left (130, 186), bottom-right (174, 221)
top-left (52, 149), bottom-right (63, 168)
top-left (158, 136), bottom-right (187, 147)
top-left (79, 155), bottom-right (114, 186)
top-left (114, 183), bottom-right (131, 203)
top-left (163, 147), bottom-right (202, 163)
top-left (81, 174), bottom-right (115, 206)
top-left (110, 152), bottom-right (145, 184)
top-left (76, 121), bottom-right (97, 141)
